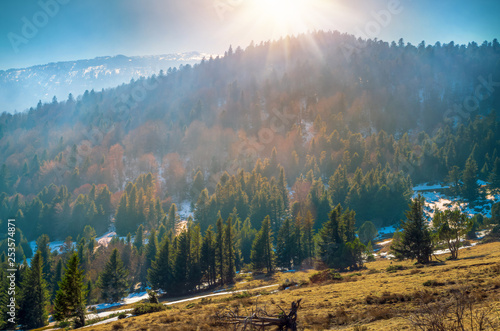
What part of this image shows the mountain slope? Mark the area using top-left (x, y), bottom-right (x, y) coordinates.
top-left (0, 52), bottom-right (211, 113)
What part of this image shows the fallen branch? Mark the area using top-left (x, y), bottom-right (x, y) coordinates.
top-left (216, 299), bottom-right (302, 330)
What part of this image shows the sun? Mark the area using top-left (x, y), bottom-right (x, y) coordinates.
top-left (247, 0), bottom-right (322, 38)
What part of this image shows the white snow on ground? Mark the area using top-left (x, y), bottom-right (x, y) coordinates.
top-left (303, 122), bottom-right (315, 145)
top-left (48, 240), bottom-right (73, 253)
top-left (89, 291), bottom-right (150, 312)
top-left (123, 291), bottom-right (150, 305)
top-left (377, 239), bottom-right (393, 246)
top-left (376, 225), bottom-right (397, 239)
top-left (29, 240), bottom-right (37, 254)
top-left (177, 201), bottom-right (193, 220)
top-left (434, 242), bottom-right (477, 255)
top-left (478, 180), bottom-right (489, 186)
top-left (96, 232), bottom-right (117, 248)
top-left (377, 251), bottom-right (395, 259)
top-left (413, 182), bottom-right (450, 191)
top-left (413, 180), bottom-right (499, 220)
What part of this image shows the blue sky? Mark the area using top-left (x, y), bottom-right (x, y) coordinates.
top-left (0, 0), bottom-right (499, 70)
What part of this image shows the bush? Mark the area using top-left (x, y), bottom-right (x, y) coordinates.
top-left (366, 254), bottom-right (376, 262)
top-left (423, 279), bottom-right (445, 287)
top-left (309, 269), bottom-right (344, 283)
top-left (56, 320), bottom-right (71, 328)
top-left (366, 291), bottom-right (411, 305)
top-left (133, 303), bottom-right (166, 316)
top-left (112, 322), bottom-right (124, 330)
top-left (386, 265), bottom-right (405, 273)
top-left (147, 289), bottom-right (159, 304)
top-left (482, 224), bottom-right (500, 243)
top-left (232, 291), bottom-right (252, 299)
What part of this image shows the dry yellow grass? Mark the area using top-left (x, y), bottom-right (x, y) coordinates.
top-left (85, 242), bottom-right (500, 331)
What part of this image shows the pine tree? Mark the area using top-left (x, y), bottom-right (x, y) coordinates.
top-left (201, 226), bottom-right (217, 286)
top-left (489, 157), bottom-right (500, 192)
top-left (292, 213), bottom-right (304, 267)
top-left (251, 216), bottom-right (274, 273)
top-left (462, 155), bottom-right (479, 201)
top-left (317, 204), bottom-right (362, 270)
top-left (194, 189), bottom-right (212, 232)
top-left (53, 253), bottom-right (87, 327)
top-left (148, 237), bottom-right (172, 292)
top-left (19, 251), bottom-right (49, 329)
top-left (276, 218), bottom-right (293, 269)
top-left (157, 224), bottom-right (167, 243)
top-left (278, 167), bottom-right (289, 212)
top-left (302, 211), bottom-right (315, 261)
top-left (215, 216), bottom-right (224, 284)
top-left (134, 224), bottom-right (145, 253)
top-left (172, 230), bottom-right (191, 294)
top-left (329, 165), bottom-right (349, 206)
top-left (239, 218), bottom-right (256, 265)
top-left (144, 230), bottom-right (158, 276)
top-left (51, 259), bottom-right (63, 300)
top-left (86, 280), bottom-right (94, 305)
top-left (391, 196), bottom-right (433, 264)
top-left (98, 249), bottom-right (129, 302)
top-left (224, 217), bottom-right (235, 284)
top-left (167, 203), bottom-right (179, 232)
top-left (115, 193), bottom-right (129, 235)
top-left (358, 221), bottom-right (378, 245)
top-left (318, 205), bottom-right (342, 268)
top-left (191, 170), bottom-right (205, 202)
top-left (189, 223), bottom-right (202, 288)
top-left (446, 165), bottom-right (461, 195)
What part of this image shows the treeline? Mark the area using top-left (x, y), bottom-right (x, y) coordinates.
top-left (0, 182), bottom-right (112, 245)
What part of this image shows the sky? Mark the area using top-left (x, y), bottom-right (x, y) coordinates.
top-left (0, 0), bottom-right (499, 70)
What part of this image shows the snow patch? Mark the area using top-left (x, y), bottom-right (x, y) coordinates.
top-left (412, 182), bottom-right (450, 191)
top-left (413, 180), bottom-right (499, 220)
top-left (376, 225), bottom-right (398, 239)
top-left (177, 201), bottom-right (193, 220)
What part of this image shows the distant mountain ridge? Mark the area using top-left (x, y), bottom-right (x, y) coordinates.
top-left (0, 52), bottom-right (212, 113)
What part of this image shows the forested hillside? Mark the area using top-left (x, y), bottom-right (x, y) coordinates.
top-left (1, 32), bottom-right (499, 241)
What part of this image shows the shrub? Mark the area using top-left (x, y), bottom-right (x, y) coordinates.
top-left (133, 303), bottom-right (166, 316)
top-left (386, 265), bottom-right (405, 273)
top-left (366, 291), bottom-right (411, 304)
top-left (423, 279), bottom-right (445, 287)
top-left (232, 291), bottom-right (252, 299)
top-left (112, 322), bottom-right (124, 330)
top-left (309, 269), bottom-right (344, 283)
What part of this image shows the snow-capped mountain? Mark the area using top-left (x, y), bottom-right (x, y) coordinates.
top-left (0, 52), bottom-right (212, 113)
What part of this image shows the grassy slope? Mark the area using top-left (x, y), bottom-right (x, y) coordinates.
top-left (85, 242), bottom-right (500, 331)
